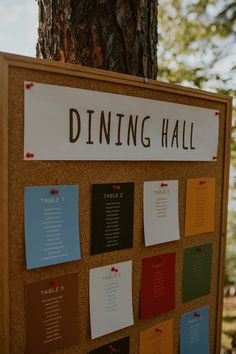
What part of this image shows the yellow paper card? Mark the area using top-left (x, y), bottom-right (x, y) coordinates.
top-left (139, 319), bottom-right (173, 354)
top-left (185, 177), bottom-right (215, 236)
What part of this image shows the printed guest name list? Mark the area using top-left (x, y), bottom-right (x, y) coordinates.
top-left (24, 185), bottom-right (81, 269)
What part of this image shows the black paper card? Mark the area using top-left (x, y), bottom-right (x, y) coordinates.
top-left (91, 183), bottom-right (134, 255)
top-left (89, 336), bottom-right (130, 354)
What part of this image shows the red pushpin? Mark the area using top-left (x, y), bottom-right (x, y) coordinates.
top-left (197, 247), bottom-right (205, 252)
top-left (215, 111), bottom-right (220, 116)
top-left (194, 312), bottom-right (201, 318)
top-left (51, 189), bottom-right (60, 195)
top-left (213, 156), bottom-right (218, 161)
top-left (113, 185), bottom-right (121, 191)
top-left (51, 279), bottom-right (61, 288)
top-left (155, 328), bottom-right (163, 333)
top-left (108, 345), bottom-right (117, 353)
top-left (25, 152), bottom-right (34, 158)
top-left (199, 180), bottom-right (206, 185)
top-left (161, 183), bottom-right (168, 187)
top-left (25, 82), bottom-right (34, 89)
top-left (111, 267), bottom-right (118, 272)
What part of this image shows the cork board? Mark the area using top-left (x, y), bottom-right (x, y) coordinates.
top-left (0, 52), bottom-right (232, 354)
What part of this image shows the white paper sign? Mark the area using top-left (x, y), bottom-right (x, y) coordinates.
top-left (143, 180), bottom-right (180, 246)
top-left (24, 82), bottom-right (219, 161)
top-left (89, 260), bottom-right (134, 339)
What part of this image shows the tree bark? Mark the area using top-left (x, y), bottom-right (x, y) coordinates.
top-left (37, 0), bottom-right (158, 79)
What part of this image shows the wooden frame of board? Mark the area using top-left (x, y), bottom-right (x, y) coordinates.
top-left (0, 52), bottom-right (232, 354)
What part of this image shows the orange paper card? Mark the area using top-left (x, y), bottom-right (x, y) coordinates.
top-left (139, 319), bottom-right (173, 354)
top-left (185, 177), bottom-right (215, 236)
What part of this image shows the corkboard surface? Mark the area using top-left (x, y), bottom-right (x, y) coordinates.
top-left (0, 53), bottom-right (232, 354)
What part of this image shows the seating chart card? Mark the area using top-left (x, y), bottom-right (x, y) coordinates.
top-left (185, 178), bottom-right (215, 236)
top-left (183, 243), bottom-right (212, 302)
top-left (24, 185), bottom-right (81, 269)
top-left (26, 273), bottom-right (79, 354)
top-left (91, 182), bottom-right (134, 254)
top-left (139, 319), bottom-right (173, 354)
top-left (143, 180), bottom-right (180, 246)
top-left (89, 336), bottom-right (130, 354)
top-left (141, 253), bottom-right (175, 320)
top-left (89, 260), bottom-right (134, 339)
top-left (180, 306), bottom-right (210, 354)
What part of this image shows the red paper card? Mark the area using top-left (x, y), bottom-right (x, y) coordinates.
top-left (141, 253), bottom-right (175, 320)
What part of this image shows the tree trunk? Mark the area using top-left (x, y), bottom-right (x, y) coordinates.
top-left (37, 0), bottom-right (158, 79)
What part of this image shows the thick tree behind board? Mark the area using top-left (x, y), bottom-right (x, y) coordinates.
top-left (37, 0), bottom-right (158, 79)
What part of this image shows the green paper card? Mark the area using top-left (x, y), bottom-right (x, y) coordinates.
top-left (183, 243), bottom-right (212, 302)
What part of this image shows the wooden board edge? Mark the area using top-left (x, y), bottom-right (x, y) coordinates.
top-left (215, 99), bottom-right (233, 353)
top-left (0, 51), bottom-right (233, 104)
top-left (0, 57), bottom-right (10, 353)
top-left (0, 52), bottom-right (233, 353)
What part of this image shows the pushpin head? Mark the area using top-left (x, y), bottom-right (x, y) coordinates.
top-left (51, 279), bottom-right (61, 287)
top-left (26, 152), bottom-right (34, 158)
top-left (25, 82), bottom-right (34, 89)
top-left (51, 189), bottom-right (59, 195)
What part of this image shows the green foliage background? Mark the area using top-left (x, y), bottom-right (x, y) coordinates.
top-left (158, 0), bottom-right (236, 285)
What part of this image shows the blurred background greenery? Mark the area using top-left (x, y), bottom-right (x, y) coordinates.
top-left (158, 0), bottom-right (236, 285)
top-left (157, 1), bottom-right (236, 351)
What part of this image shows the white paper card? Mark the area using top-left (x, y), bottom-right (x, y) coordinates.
top-left (89, 260), bottom-right (134, 339)
top-left (144, 180), bottom-right (180, 246)
top-left (24, 82), bottom-right (219, 161)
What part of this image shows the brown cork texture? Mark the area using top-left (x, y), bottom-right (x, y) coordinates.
top-left (0, 53), bottom-right (232, 354)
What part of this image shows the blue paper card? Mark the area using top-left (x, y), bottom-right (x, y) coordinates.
top-left (180, 306), bottom-right (210, 354)
top-left (24, 185), bottom-right (81, 269)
